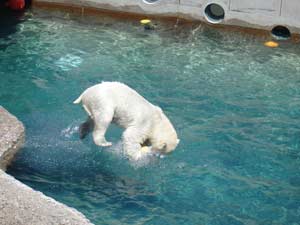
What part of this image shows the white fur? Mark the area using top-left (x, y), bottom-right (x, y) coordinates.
top-left (74, 82), bottom-right (179, 161)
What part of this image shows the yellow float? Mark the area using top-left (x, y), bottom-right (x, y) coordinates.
top-left (140, 19), bottom-right (155, 30)
top-left (140, 19), bottom-right (151, 25)
top-left (140, 146), bottom-right (151, 153)
top-left (264, 41), bottom-right (279, 48)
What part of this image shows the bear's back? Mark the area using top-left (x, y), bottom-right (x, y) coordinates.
top-left (94, 82), bottom-right (152, 107)
top-left (82, 82), bottom-right (156, 127)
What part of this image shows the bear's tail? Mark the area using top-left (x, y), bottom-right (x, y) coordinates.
top-left (73, 94), bottom-right (83, 104)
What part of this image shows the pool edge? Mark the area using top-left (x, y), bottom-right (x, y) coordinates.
top-left (30, 0), bottom-right (300, 41)
top-left (0, 106), bottom-right (94, 225)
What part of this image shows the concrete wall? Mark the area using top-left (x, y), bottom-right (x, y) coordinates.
top-left (33, 0), bottom-right (300, 34)
top-left (0, 107), bottom-right (93, 225)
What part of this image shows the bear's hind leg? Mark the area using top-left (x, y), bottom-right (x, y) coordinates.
top-left (79, 116), bottom-right (94, 139)
top-left (92, 109), bottom-right (113, 147)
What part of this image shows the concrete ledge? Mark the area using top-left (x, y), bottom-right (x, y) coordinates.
top-left (32, 0), bottom-right (300, 35)
top-left (0, 106), bottom-right (93, 225)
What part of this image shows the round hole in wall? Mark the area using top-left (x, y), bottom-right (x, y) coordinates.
top-left (271, 26), bottom-right (291, 40)
top-left (204, 3), bottom-right (225, 24)
top-left (143, 0), bottom-right (160, 4)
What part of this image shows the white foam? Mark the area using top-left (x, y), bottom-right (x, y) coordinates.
top-left (61, 124), bottom-right (79, 138)
top-left (106, 141), bottom-right (161, 167)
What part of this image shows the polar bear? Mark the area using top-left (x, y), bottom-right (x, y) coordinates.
top-left (73, 82), bottom-right (179, 160)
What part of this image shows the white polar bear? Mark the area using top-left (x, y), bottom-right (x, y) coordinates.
top-left (73, 82), bottom-right (179, 160)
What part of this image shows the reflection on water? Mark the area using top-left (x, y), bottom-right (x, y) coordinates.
top-left (55, 54), bottom-right (83, 71)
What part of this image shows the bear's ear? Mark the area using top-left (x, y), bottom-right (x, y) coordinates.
top-left (176, 139), bottom-right (180, 144)
top-left (155, 106), bottom-right (163, 118)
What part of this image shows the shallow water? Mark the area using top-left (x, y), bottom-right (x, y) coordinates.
top-left (1, 8), bottom-right (300, 225)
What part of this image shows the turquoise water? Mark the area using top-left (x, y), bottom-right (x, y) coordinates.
top-left (1, 8), bottom-right (300, 225)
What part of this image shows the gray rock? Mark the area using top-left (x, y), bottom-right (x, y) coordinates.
top-left (0, 106), bottom-right (93, 225)
top-left (0, 107), bottom-right (25, 171)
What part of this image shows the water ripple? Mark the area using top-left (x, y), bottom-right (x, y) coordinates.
top-left (2, 8), bottom-right (300, 225)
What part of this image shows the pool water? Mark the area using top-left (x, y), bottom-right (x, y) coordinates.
top-left (1, 8), bottom-right (300, 225)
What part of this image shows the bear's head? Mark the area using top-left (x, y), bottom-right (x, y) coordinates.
top-left (151, 107), bottom-right (180, 154)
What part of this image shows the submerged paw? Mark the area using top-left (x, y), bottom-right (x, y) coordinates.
top-left (96, 141), bottom-right (112, 147)
top-left (101, 142), bottom-right (112, 147)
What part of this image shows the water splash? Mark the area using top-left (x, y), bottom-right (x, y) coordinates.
top-left (61, 123), bottom-right (79, 138)
top-left (106, 141), bottom-right (160, 168)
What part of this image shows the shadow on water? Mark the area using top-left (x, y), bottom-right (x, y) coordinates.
top-left (0, 1), bottom-right (31, 50)
top-left (0, 9), bottom-right (23, 37)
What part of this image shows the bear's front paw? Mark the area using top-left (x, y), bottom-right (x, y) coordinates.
top-left (95, 141), bottom-right (112, 147)
top-left (100, 142), bottom-right (112, 147)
